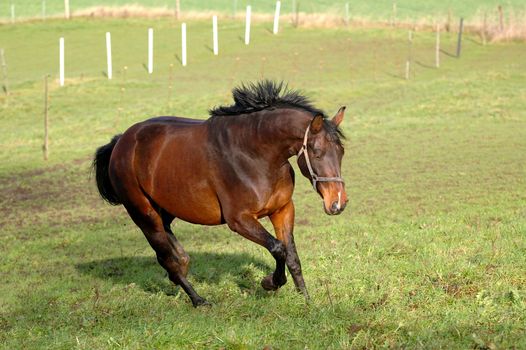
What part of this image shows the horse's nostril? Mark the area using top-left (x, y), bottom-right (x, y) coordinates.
top-left (331, 201), bottom-right (339, 212)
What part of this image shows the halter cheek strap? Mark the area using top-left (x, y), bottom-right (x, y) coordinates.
top-left (297, 125), bottom-right (345, 190)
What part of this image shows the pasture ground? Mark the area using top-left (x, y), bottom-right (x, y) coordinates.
top-left (0, 17), bottom-right (525, 349)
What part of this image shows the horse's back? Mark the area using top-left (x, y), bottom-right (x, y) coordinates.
top-left (145, 116), bottom-right (206, 125)
top-left (109, 115), bottom-right (224, 225)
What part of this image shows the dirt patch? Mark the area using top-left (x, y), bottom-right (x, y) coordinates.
top-left (429, 273), bottom-right (479, 298)
top-left (370, 293), bottom-right (389, 309)
top-left (0, 157), bottom-right (119, 230)
top-left (347, 324), bottom-right (366, 336)
top-left (296, 218), bottom-right (311, 226)
top-left (0, 157), bottom-right (89, 183)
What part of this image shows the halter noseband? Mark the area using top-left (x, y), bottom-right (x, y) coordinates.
top-left (296, 125), bottom-right (345, 190)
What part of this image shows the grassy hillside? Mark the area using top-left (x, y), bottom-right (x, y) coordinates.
top-left (2, 0), bottom-right (526, 21)
top-left (0, 18), bottom-right (525, 349)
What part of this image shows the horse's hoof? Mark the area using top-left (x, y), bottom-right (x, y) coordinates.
top-left (297, 287), bottom-right (310, 302)
top-left (261, 274), bottom-right (279, 291)
top-left (192, 298), bottom-right (212, 307)
top-left (261, 275), bottom-right (278, 291)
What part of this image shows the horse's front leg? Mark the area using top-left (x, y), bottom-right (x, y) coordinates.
top-left (270, 200), bottom-right (309, 300)
top-left (227, 213), bottom-right (287, 290)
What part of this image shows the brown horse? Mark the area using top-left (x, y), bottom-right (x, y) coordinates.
top-left (93, 81), bottom-right (348, 306)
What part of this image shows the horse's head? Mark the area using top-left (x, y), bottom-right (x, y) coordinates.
top-left (297, 107), bottom-right (348, 215)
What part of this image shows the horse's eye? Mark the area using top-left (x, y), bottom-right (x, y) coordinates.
top-left (312, 149), bottom-right (322, 159)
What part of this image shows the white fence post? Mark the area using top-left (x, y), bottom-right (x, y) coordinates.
top-left (59, 37), bottom-right (65, 86)
top-left (42, 0), bottom-right (46, 20)
top-left (405, 30), bottom-right (412, 80)
top-left (212, 16), bottom-right (219, 55)
top-left (10, 4), bottom-right (15, 24)
top-left (245, 6), bottom-right (251, 45)
top-left (106, 32), bottom-right (112, 79)
top-left (273, 1), bottom-right (281, 34)
top-left (148, 28), bottom-right (153, 74)
top-left (64, 0), bottom-right (70, 19)
top-left (181, 23), bottom-right (187, 66)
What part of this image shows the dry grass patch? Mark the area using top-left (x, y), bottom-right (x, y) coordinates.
top-left (2, 5), bottom-right (525, 41)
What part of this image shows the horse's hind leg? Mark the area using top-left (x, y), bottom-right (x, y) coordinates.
top-left (126, 204), bottom-right (208, 307)
top-left (161, 211), bottom-right (190, 278)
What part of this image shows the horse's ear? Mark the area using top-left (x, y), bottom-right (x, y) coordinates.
top-left (310, 115), bottom-right (324, 134)
top-left (332, 106), bottom-right (346, 126)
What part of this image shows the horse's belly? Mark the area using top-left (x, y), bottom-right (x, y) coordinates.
top-left (151, 176), bottom-right (223, 225)
top-left (163, 193), bottom-right (223, 225)
top-left (167, 198), bottom-right (224, 225)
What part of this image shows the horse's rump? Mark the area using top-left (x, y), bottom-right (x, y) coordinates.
top-left (110, 117), bottom-right (223, 225)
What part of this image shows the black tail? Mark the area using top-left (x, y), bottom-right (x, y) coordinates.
top-left (92, 134), bottom-right (122, 205)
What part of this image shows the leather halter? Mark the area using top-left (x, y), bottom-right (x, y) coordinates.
top-left (297, 125), bottom-right (345, 190)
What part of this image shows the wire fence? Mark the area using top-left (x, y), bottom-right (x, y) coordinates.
top-left (0, 0), bottom-right (524, 93)
top-left (0, 2), bottom-right (522, 162)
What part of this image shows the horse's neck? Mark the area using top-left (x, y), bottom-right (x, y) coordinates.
top-left (208, 110), bottom-right (308, 167)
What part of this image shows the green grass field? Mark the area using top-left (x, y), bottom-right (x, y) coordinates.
top-left (0, 14), bottom-right (525, 349)
top-left (3, 0), bottom-right (526, 21)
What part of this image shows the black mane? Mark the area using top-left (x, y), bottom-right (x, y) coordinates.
top-left (209, 80), bottom-right (345, 145)
top-left (210, 80), bottom-right (326, 118)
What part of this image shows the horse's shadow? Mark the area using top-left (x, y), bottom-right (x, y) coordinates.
top-left (76, 252), bottom-right (272, 296)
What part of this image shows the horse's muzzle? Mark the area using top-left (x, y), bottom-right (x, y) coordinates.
top-left (325, 199), bottom-right (348, 215)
